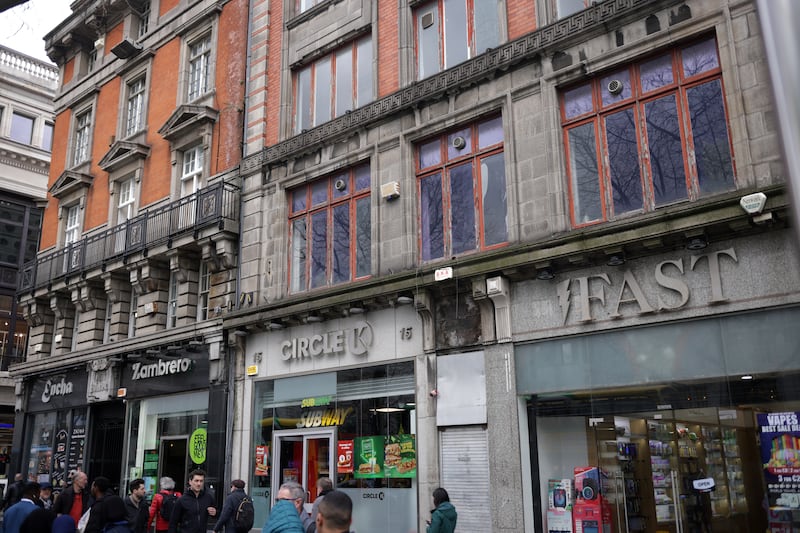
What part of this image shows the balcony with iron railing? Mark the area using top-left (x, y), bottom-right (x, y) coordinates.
top-left (18, 180), bottom-right (240, 292)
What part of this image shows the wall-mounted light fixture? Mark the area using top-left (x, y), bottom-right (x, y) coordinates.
top-left (686, 235), bottom-right (708, 251)
top-left (267, 321), bottom-right (284, 330)
top-left (535, 262), bottom-right (555, 280)
top-left (606, 253), bottom-right (625, 266)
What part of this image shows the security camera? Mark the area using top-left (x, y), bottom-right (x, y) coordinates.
top-left (429, 389), bottom-right (439, 398)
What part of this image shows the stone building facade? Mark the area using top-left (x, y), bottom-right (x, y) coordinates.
top-left (13, 0), bottom-right (247, 498)
top-left (226, 0), bottom-right (795, 532)
top-left (0, 45), bottom-right (56, 483)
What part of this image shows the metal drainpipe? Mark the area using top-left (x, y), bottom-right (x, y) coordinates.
top-left (235, 0), bottom-right (256, 311)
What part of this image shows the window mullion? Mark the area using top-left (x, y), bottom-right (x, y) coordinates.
top-left (678, 85), bottom-right (699, 200)
top-left (473, 154), bottom-right (483, 249)
top-left (442, 165), bottom-right (452, 258)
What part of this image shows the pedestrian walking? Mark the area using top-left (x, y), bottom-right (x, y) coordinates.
top-left (213, 479), bottom-right (252, 533)
top-left (262, 482), bottom-right (304, 533)
top-left (313, 490), bottom-right (353, 533)
top-left (3, 482), bottom-right (41, 533)
top-left (52, 471), bottom-right (90, 527)
top-left (123, 478), bottom-right (149, 533)
top-left (167, 469), bottom-right (217, 533)
top-left (426, 487), bottom-right (457, 533)
top-left (148, 477), bottom-right (180, 533)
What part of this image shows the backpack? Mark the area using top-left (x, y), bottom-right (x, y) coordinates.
top-left (232, 495), bottom-right (254, 532)
top-left (159, 492), bottom-right (178, 521)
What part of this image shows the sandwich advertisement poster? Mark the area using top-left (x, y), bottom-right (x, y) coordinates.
top-left (354, 435), bottom-right (417, 479)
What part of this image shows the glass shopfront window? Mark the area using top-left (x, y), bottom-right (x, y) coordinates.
top-left (24, 408), bottom-right (86, 489)
top-left (517, 307), bottom-right (800, 533)
top-left (252, 361), bottom-right (417, 533)
top-left (123, 391), bottom-right (209, 496)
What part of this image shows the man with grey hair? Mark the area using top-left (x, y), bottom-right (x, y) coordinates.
top-left (309, 477), bottom-right (334, 529)
top-left (262, 481), bottom-right (305, 533)
top-left (148, 476), bottom-right (181, 533)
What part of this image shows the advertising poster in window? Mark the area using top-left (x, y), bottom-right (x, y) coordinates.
top-left (383, 434), bottom-right (416, 478)
top-left (52, 428), bottom-right (68, 489)
top-left (337, 440), bottom-right (353, 474)
top-left (67, 413), bottom-right (86, 473)
top-left (255, 445), bottom-right (269, 476)
top-left (354, 436), bottom-right (384, 478)
top-left (757, 412), bottom-right (800, 508)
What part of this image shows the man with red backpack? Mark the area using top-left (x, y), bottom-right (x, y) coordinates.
top-left (148, 476), bottom-right (181, 533)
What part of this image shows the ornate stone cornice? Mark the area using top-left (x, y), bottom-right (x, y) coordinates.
top-left (241, 0), bottom-right (683, 175)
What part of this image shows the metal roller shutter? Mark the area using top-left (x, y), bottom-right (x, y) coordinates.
top-left (440, 426), bottom-right (491, 531)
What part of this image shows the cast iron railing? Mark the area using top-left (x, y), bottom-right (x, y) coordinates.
top-left (18, 180), bottom-right (239, 292)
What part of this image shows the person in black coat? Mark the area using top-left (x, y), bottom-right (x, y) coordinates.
top-left (124, 478), bottom-right (150, 533)
top-left (168, 469), bottom-right (217, 533)
top-left (213, 479), bottom-right (248, 533)
top-left (52, 471), bottom-right (90, 525)
top-left (83, 476), bottom-right (114, 533)
top-left (3, 473), bottom-right (24, 510)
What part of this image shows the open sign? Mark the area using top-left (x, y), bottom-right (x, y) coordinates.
top-left (692, 478), bottom-right (716, 492)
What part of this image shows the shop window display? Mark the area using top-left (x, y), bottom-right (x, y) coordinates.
top-left (122, 391), bottom-right (209, 496)
top-left (252, 362), bottom-right (417, 533)
top-left (23, 409), bottom-right (86, 488)
top-left (531, 374), bottom-right (800, 533)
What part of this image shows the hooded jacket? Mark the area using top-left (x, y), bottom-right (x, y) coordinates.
top-left (261, 499), bottom-right (304, 533)
top-left (427, 501), bottom-right (457, 533)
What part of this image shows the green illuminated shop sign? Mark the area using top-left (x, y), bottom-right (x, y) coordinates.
top-left (189, 428), bottom-right (207, 464)
top-left (301, 395), bottom-right (332, 408)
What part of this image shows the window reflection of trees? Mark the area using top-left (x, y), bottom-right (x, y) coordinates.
top-left (645, 95), bottom-right (687, 206)
top-left (605, 109), bottom-right (643, 214)
top-left (289, 167), bottom-right (371, 292)
top-left (562, 38), bottom-right (734, 225)
top-left (568, 124), bottom-right (601, 223)
top-left (688, 81), bottom-right (734, 194)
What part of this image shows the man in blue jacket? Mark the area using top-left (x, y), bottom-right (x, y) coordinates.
top-left (2, 481), bottom-right (40, 533)
top-left (213, 479), bottom-right (249, 533)
top-left (262, 482), bottom-right (304, 533)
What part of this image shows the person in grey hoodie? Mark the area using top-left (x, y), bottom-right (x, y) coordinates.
top-left (426, 487), bottom-right (457, 533)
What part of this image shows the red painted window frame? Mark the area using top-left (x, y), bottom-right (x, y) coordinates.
top-left (288, 164), bottom-right (372, 293)
top-left (561, 36), bottom-right (736, 228)
top-left (415, 116), bottom-right (507, 262)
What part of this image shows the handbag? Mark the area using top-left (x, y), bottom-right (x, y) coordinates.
top-left (77, 507), bottom-right (91, 533)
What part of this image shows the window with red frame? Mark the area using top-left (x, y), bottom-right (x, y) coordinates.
top-left (289, 164), bottom-right (371, 292)
top-left (295, 36), bottom-right (372, 134)
top-left (562, 36), bottom-right (735, 227)
top-left (417, 116), bottom-right (507, 262)
top-left (414, 0), bottom-right (500, 80)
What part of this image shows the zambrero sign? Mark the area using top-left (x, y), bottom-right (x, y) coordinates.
top-left (131, 358), bottom-right (193, 380)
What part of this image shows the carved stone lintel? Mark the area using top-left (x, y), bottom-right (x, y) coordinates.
top-left (102, 272), bottom-right (130, 304)
top-left (129, 259), bottom-right (169, 294)
top-left (23, 298), bottom-right (51, 327)
top-left (72, 280), bottom-right (104, 313)
top-left (168, 251), bottom-right (199, 283)
top-left (414, 290), bottom-right (436, 354)
top-left (50, 293), bottom-right (72, 319)
top-left (202, 237), bottom-right (236, 272)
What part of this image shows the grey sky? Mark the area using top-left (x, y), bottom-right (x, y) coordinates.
top-left (0, 1), bottom-right (72, 63)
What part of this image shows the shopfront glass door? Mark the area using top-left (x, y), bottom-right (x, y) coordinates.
top-left (272, 429), bottom-right (335, 506)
